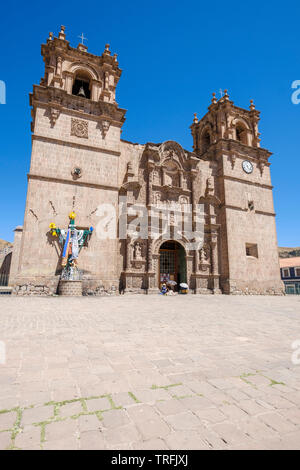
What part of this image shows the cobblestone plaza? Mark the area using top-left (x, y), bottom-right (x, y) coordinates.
top-left (0, 294), bottom-right (299, 450)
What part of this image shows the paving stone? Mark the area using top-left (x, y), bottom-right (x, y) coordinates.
top-left (284, 392), bottom-right (300, 406)
top-left (165, 385), bottom-right (193, 398)
top-left (14, 425), bottom-right (41, 449)
top-left (208, 391), bottom-right (233, 406)
top-left (155, 399), bottom-right (186, 416)
top-left (0, 411), bottom-right (17, 431)
top-left (134, 389), bottom-right (170, 403)
top-left (165, 431), bottom-right (210, 450)
top-left (239, 416), bottom-right (279, 440)
top-left (184, 380), bottom-right (218, 396)
top-left (278, 407), bottom-right (300, 425)
top-left (211, 421), bottom-right (251, 445)
top-left (275, 431), bottom-right (300, 450)
top-left (132, 438), bottom-right (169, 450)
top-left (263, 394), bottom-right (296, 410)
top-left (43, 437), bottom-right (79, 450)
top-left (22, 406), bottom-right (54, 425)
top-left (102, 423), bottom-right (141, 445)
top-left (78, 414), bottom-right (102, 432)
top-left (179, 396), bottom-right (215, 412)
top-left (111, 392), bottom-right (137, 407)
top-left (127, 404), bottom-right (160, 423)
top-left (165, 411), bottom-right (201, 431)
top-left (18, 391), bottom-right (52, 408)
top-left (219, 404), bottom-right (249, 422)
top-left (196, 407), bottom-right (227, 424)
top-left (45, 418), bottom-right (78, 442)
top-left (208, 378), bottom-right (234, 390)
top-left (225, 388), bottom-right (251, 402)
top-left (80, 430), bottom-right (107, 449)
top-left (86, 397), bottom-right (112, 412)
top-left (0, 431), bottom-right (12, 450)
top-left (59, 401), bottom-right (84, 418)
top-left (102, 409), bottom-right (130, 428)
top-left (136, 417), bottom-right (171, 441)
top-left (259, 412), bottom-right (297, 433)
top-left (237, 399), bottom-right (267, 416)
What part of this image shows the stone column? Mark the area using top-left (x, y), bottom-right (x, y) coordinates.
top-left (148, 164), bottom-right (154, 206)
top-left (8, 226), bottom-right (23, 286)
top-left (147, 238), bottom-right (153, 272)
top-left (56, 56), bottom-right (62, 77)
top-left (194, 248), bottom-right (199, 274)
top-left (161, 167), bottom-right (165, 186)
top-left (46, 66), bottom-right (55, 86)
top-left (178, 170), bottom-right (183, 188)
top-left (210, 232), bottom-right (221, 293)
top-left (64, 72), bottom-right (73, 94)
top-left (126, 237), bottom-right (131, 271)
top-left (91, 79), bottom-right (101, 101)
top-left (211, 240), bottom-right (219, 276)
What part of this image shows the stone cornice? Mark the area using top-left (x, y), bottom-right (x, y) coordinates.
top-left (196, 139), bottom-right (272, 162)
top-left (220, 174), bottom-right (273, 190)
top-left (27, 173), bottom-right (119, 192)
top-left (220, 204), bottom-right (275, 216)
top-left (30, 85), bottom-right (126, 127)
top-left (32, 134), bottom-right (121, 156)
top-left (41, 39), bottom-right (122, 77)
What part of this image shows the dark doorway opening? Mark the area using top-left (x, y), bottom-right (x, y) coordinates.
top-left (159, 241), bottom-right (187, 291)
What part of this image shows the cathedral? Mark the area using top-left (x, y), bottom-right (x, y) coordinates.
top-left (9, 26), bottom-right (284, 295)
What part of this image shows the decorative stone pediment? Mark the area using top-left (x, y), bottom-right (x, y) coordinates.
top-left (159, 141), bottom-right (186, 168)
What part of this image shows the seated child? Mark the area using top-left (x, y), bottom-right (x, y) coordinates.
top-left (160, 283), bottom-right (168, 295)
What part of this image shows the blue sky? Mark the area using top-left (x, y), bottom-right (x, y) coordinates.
top-left (0, 0), bottom-right (299, 245)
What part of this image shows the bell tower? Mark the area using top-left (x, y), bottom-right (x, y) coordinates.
top-left (191, 91), bottom-right (283, 295)
top-left (11, 26), bottom-right (127, 294)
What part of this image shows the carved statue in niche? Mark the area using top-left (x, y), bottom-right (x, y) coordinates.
top-left (134, 241), bottom-right (142, 260)
top-left (152, 169), bottom-right (159, 185)
top-left (180, 196), bottom-right (188, 204)
top-left (199, 244), bottom-right (210, 271)
top-left (182, 174), bottom-right (188, 190)
top-left (154, 192), bottom-right (161, 205)
top-left (169, 212), bottom-right (176, 226)
top-left (164, 160), bottom-right (179, 187)
top-left (205, 177), bottom-right (214, 196)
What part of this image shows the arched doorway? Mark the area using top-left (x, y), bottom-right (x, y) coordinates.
top-left (159, 241), bottom-right (187, 290)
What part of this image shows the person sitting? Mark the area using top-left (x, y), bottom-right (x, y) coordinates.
top-left (160, 283), bottom-right (168, 295)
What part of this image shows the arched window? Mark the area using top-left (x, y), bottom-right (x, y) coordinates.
top-left (201, 130), bottom-right (211, 154)
top-left (72, 71), bottom-right (91, 99)
top-left (235, 123), bottom-right (248, 145)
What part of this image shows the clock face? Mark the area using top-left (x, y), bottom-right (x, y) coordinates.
top-left (242, 160), bottom-right (253, 174)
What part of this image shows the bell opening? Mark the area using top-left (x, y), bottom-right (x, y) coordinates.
top-left (72, 78), bottom-right (91, 99)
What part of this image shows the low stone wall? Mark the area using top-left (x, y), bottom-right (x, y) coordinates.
top-left (10, 276), bottom-right (285, 296)
top-left (82, 284), bottom-right (118, 296)
top-left (13, 284), bottom-right (53, 296)
top-left (11, 275), bottom-right (59, 296)
top-left (228, 279), bottom-right (285, 296)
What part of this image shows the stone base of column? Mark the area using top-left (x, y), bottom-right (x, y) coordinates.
top-left (58, 280), bottom-right (82, 296)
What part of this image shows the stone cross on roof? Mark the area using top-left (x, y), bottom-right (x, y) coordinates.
top-left (78, 33), bottom-right (87, 45)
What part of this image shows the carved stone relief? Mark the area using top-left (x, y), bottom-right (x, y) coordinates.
top-left (71, 118), bottom-right (88, 139)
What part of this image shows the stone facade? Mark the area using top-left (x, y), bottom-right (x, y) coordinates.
top-left (9, 26), bottom-right (284, 296)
